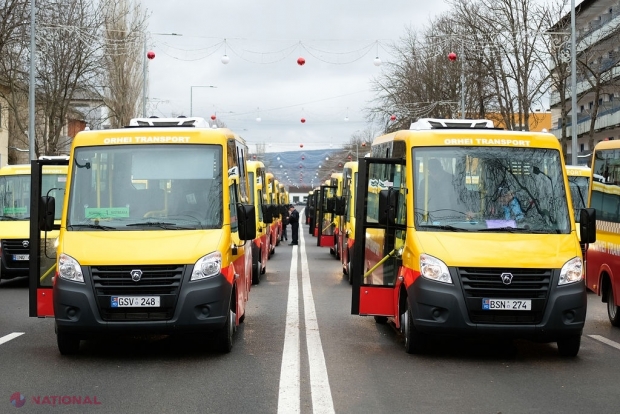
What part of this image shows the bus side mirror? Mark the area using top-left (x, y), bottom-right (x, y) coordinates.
top-left (379, 189), bottom-right (397, 226)
top-left (326, 197), bottom-right (336, 214)
top-left (580, 208), bottom-right (596, 244)
top-left (39, 196), bottom-right (55, 231)
top-left (335, 196), bottom-right (346, 216)
top-left (262, 204), bottom-right (273, 223)
top-left (237, 204), bottom-right (257, 241)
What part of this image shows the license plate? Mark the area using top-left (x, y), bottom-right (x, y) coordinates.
top-left (482, 298), bottom-right (531, 310)
top-left (111, 296), bottom-right (160, 308)
top-left (13, 254), bottom-right (29, 261)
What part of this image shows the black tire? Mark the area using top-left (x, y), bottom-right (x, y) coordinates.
top-left (217, 309), bottom-right (235, 353)
top-left (260, 260), bottom-right (266, 275)
top-left (57, 332), bottom-right (80, 355)
top-left (607, 285), bottom-right (620, 327)
top-left (251, 258), bottom-right (260, 285)
top-left (374, 316), bottom-right (388, 324)
top-left (557, 335), bottom-right (581, 357)
top-left (402, 307), bottom-right (426, 354)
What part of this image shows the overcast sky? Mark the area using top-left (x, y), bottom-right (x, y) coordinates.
top-left (145, 0), bottom-right (451, 153)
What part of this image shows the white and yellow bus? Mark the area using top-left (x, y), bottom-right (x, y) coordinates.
top-left (351, 118), bottom-right (595, 356)
top-left (29, 117), bottom-right (256, 355)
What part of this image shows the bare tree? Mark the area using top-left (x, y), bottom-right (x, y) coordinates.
top-left (100, 0), bottom-right (148, 128)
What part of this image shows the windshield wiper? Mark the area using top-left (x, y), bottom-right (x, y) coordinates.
top-left (68, 223), bottom-right (115, 231)
top-left (478, 226), bottom-right (529, 233)
top-left (126, 222), bottom-right (192, 230)
top-left (418, 224), bottom-right (470, 232)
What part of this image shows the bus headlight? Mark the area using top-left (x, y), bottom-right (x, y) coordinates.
top-left (559, 257), bottom-right (583, 285)
top-left (191, 252), bottom-right (222, 281)
top-left (420, 254), bottom-right (452, 284)
top-left (58, 253), bottom-right (84, 283)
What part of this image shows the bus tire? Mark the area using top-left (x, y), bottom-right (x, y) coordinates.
top-left (57, 332), bottom-right (80, 355)
top-left (251, 258), bottom-right (261, 285)
top-left (607, 285), bottom-right (620, 327)
top-left (217, 309), bottom-right (235, 353)
top-left (402, 307), bottom-right (425, 354)
top-left (557, 335), bottom-right (581, 357)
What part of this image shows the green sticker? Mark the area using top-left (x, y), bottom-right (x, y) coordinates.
top-left (85, 207), bottom-right (130, 218)
top-left (3, 207), bottom-right (27, 214)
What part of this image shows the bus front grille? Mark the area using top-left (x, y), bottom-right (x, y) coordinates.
top-left (91, 265), bottom-right (185, 321)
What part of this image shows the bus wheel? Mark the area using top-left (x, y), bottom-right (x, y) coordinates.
top-left (607, 286), bottom-right (620, 326)
top-left (260, 260), bottom-right (266, 275)
top-left (374, 316), bottom-right (388, 324)
top-left (252, 258), bottom-right (261, 285)
top-left (217, 309), bottom-right (235, 353)
top-left (557, 335), bottom-right (581, 357)
top-left (57, 332), bottom-right (80, 355)
top-left (402, 307), bottom-right (425, 354)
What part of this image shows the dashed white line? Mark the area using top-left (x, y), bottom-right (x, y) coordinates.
top-left (299, 230), bottom-right (335, 414)
top-left (278, 244), bottom-right (300, 414)
top-left (588, 334), bottom-right (620, 351)
top-left (0, 332), bottom-right (25, 345)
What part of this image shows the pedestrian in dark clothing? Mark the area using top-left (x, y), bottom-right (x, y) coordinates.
top-left (282, 206), bottom-right (290, 241)
top-left (288, 205), bottom-right (299, 245)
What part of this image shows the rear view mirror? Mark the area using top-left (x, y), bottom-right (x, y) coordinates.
top-left (334, 196), bottom-right (346, 216)
top-left (39, 196), bottom-right (55, 231)
top-left (262, 204), bottom-right (273, 223)
top-left (579, 208), bottom-right (596, 244)
top-left (326, 197), bottom-right (336, 214)
top-left (378, 189), bottom-right (397, 226)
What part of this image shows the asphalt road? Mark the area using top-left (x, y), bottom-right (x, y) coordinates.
top-left (2, 220), bottom-right (620, 414)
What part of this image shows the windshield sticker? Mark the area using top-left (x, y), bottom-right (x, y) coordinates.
top-left (85, 207), bottom-right (130, 219)
top-left (3, 207), bottom-right (27, 214)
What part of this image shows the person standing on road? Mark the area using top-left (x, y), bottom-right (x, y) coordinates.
top-left (282, 206), bottom-right (290, 241)
top-left (288, 205), bottom-right (299, 245)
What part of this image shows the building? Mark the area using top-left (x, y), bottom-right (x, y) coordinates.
top-left (549, 0), bottom-right (620, 161)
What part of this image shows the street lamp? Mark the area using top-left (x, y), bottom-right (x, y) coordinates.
top-left (190, 85), bottom-right (217, 117)
top-left (143, 32), bottom-right (183, 117)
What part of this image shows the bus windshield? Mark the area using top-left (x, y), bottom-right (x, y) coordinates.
top-left (414, 146), bottom-right (570, 234)
top-left (67, 144), bottom-right (223, 230)
top-left (591, 148), bottom-right (620, 222)
top-left (0, 174), bottom-right (65, 220)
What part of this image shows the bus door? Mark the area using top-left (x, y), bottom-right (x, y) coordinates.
top-left (317, 184), bottom-right (337, 247)
top-left (29, 158), bottom-right (69, 317)
top-left (351, 158), bottom-right (406, 317)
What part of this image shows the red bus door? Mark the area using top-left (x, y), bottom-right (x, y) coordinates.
top-left (351, 157), bottom-right (406, 318)
top-left (29, 158), bottom-right (68, 318)
top-left (317, 184), bottom-right (337, 247)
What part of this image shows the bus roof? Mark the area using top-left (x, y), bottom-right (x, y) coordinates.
top-left (71, 125), bottom-right (245, 148)
top-left (372, 128), bottom-right (560, 150)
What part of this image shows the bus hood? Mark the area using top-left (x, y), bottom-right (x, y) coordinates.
top-left (414, 232), bottom-right (580, 269)
top-left (0, 221), bottom-right (30, 239)
top-left (60, 230), bottom-right (225, 265)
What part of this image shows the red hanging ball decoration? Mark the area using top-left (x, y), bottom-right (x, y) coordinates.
top-left (448, 52), bottom-right (457, 61)
top-left (297, 57), bottom-right (306, 66)
top-left (302, 156), bottom-right (305, 160)
top-left (300, 118), bottom-right (306, 123)
top-left (390, 115), bottom-right (396, 121)
top-left (253, 155), bottom-right (256, 159)
top-left (211, 115), bottom-right (216, 120)
top-left (300, 144), bottom-right (304, 148)
top-left (147, 50), bottom-right (156, 60)
top-left (361, 142), bottom-right (366, 147)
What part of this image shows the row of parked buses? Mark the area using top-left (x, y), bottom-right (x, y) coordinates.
top-left (307, 118), bottom-right (601, 357)
top-left (27, 116), bottom-right (289, 355)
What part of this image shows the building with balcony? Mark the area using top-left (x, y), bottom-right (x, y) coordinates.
top-left (549, 0), bottom-right (620, 162)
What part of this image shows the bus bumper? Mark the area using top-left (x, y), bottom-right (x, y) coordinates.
top-left (407, 270), bottom-right (586, 342)
top-left (54, 270), bottom-right (232, 337)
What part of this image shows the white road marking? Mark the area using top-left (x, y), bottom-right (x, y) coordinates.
top-left (299, 230), bottom-right (336, 414)
top-left (0, 332), bottom-right (25, 345)
top-left (278, 244), bottom-right (300, 414)
top-left (588, 334), bottom-right (620, 351)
